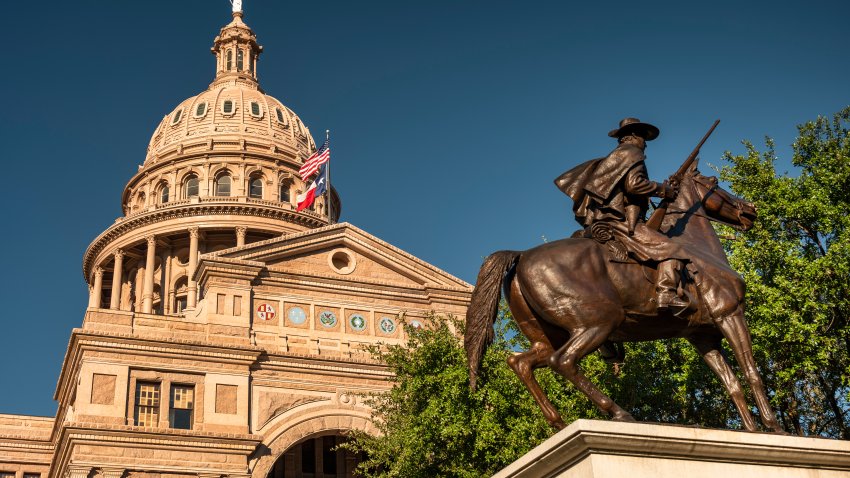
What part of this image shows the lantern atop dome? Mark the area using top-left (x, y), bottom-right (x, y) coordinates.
top-left (211, 2), bottom-right (262, 86)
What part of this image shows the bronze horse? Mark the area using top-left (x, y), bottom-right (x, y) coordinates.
top-left (465, 162), bottom-right (785, 433)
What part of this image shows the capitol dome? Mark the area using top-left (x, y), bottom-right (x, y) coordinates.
top-left (83, 9), bottom-right (339, 315)
top-left (145, 87), bottom-right (315, 165)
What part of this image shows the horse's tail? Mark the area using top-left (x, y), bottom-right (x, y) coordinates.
top-left (465, 250), bottom-right (521, 391)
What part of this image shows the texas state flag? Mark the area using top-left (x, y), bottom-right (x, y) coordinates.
top-left (296, 164), bottom-right (327, 211)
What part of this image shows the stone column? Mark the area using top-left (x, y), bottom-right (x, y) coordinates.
top-left (89, 267), bottom-right (104, 309)
top-left (142, 235), bottom-right (156, 314)
top-left (188, 227), bottom-right (199, 308)
top-left (162, 246), bottom-right (172, 314)
top-left (109, 249), bottom-right (124, 310)
top-left (236, 226), bottom-right (247, 247)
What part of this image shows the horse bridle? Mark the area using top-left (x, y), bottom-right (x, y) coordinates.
top-left (667, 174), bottom-right (751, 230)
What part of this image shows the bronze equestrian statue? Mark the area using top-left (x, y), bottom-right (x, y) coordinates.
top-left (465, 118), bottom-right (785, 433)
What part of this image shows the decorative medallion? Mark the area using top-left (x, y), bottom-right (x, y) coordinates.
top-left (287, 306), bottom-right (307, 325)
top-left (379, 317), bottom-right (396, 334)
top-left (256, 303), bottom-right (276, 321)
top-left (349, 314), bottom-right (367, 332)
top-left (409, 319), bottom-right (424, 329)
top-left (319, 311), bottom-right (338, 328)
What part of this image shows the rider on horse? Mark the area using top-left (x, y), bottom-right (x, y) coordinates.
top-left (554, 118), bottom-right (690, 313)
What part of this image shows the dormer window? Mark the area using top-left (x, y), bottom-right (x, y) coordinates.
top-left (250, 101), bottom-right (262, 118)
top-left (194, 102), bottom-right (207, 118)
top-left (222, 100), bottom-right (234, 115)
top-left (275, 108), bottom-right (287, 125)
top-left (171, 109), bottom-right (183, 125)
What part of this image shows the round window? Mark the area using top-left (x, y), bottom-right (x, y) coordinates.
top-left (319, 311), bottom-right (338, 328)
top-left (349, 314), bottom-right (367, 331)
top-left (327, 248), bottom-right (356, 275)
top-left (287, 307), bottom-right (307, 325)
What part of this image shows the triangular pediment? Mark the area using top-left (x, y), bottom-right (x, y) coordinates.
top-left (205, 223), bottom-right (471, 291)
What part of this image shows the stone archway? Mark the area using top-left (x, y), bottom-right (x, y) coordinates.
top-left (251, 411), bottom-right (377, 478)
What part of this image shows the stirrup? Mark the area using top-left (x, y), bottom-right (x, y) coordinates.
top-left (657, 293), bottom-right (689, 316)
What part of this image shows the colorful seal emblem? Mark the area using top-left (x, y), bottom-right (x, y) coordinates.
top-left (256, 303), bottom-right (276, 321)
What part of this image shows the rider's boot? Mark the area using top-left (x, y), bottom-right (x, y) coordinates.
top-left (656, 259), bottom-right (688, 315)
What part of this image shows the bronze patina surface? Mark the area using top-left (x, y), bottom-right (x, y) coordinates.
top-left (465, 118), bottom-right (784, 433)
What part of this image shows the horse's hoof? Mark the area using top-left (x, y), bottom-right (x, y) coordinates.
top-left (611, 411), bottom-right (636, 422)
top-left (550, 420), bottom-right (567, 431)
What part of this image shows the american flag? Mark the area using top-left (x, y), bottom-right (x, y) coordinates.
top-left (299, 140), bottom-right (330, 179)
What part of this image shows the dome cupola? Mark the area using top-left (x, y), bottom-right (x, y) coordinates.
top-left (210, 8), bottom-right (263, 88)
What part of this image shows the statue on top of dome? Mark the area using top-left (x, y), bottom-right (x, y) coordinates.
top-left (230, 0), bottom-right (243, 13)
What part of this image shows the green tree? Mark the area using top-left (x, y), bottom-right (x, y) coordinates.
top-left (718, 107), bottom-right (850, 437)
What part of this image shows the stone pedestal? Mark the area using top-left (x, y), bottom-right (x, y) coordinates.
top-left (493, 419), bottom-right (850, 478)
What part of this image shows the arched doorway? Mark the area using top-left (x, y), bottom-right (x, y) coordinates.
top-left (266, 432), bottom-right (361, 478)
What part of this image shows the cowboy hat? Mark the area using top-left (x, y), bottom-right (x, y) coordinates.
top-left (608, 117), bottom-right (660, 141)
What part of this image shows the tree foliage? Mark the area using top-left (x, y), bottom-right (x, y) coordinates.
top-left (345, 108), bottom-right (850, 476)
top-left (718, 107), bottom-right (850, 437)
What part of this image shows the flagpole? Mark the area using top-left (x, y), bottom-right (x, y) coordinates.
top-left (325, 129), bottom-right (333, 224)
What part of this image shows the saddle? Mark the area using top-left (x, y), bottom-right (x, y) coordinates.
top-left (572, 225), bottom-right (709, 325)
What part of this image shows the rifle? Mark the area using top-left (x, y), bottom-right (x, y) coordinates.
top-left (645, 120), bottom-right (720, 231)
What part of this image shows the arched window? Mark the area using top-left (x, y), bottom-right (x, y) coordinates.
top-left (226, 50), bottom-right (232, 70)
top-left (171, 109), bottom-right (183, 125)
top-left (214, 174), bottom-right (231, 197)
top-left (236, 49), bottom-right (244, 71)
top-left (184, 175), bottom-right (199, 198)
top-left (250, 101), bottom-right (261, 117)
top-left (248, 51), bottom-right (253, 74)
top-left (195, 102), bottom-right (207, 117)
top-left (279, 183), bottom-right (290, 203)
top-left (160, 184), bottom-right (170, 204)
top-left (249, 177), bottom-right (263, 199)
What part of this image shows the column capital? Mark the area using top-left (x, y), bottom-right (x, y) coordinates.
top-left (235, 226), bottom-right (248, 236)
top-left (101, 469), bottom-right (126, 478)
top-left (66, 466), bottom-right (92, 478)
top-left (94, 266), bottom-right (104, 277)
top-left (145, 234), bottom-right (157, 246)
top-left (113, 248), bottom-right (125, 259)
top-left (188, 226), bottom-right (200, 238)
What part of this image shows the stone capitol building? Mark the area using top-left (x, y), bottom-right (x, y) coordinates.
top-left (0, 7), bottom-right (471, 478)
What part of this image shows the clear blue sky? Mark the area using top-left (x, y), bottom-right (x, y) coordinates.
top-left (1, 0), bottom-right (847, 417)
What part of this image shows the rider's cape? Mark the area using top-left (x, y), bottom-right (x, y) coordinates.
top-left (554, 143), bottom-right (646, 226)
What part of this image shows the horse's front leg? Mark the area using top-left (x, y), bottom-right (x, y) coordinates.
top-left (716, 312), bottom-right (785, 434)
top-left (687, 333), bottom-right (757, 431)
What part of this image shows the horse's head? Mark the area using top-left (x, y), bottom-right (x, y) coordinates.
top-left (669, 162), bottom-right (757, 232)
